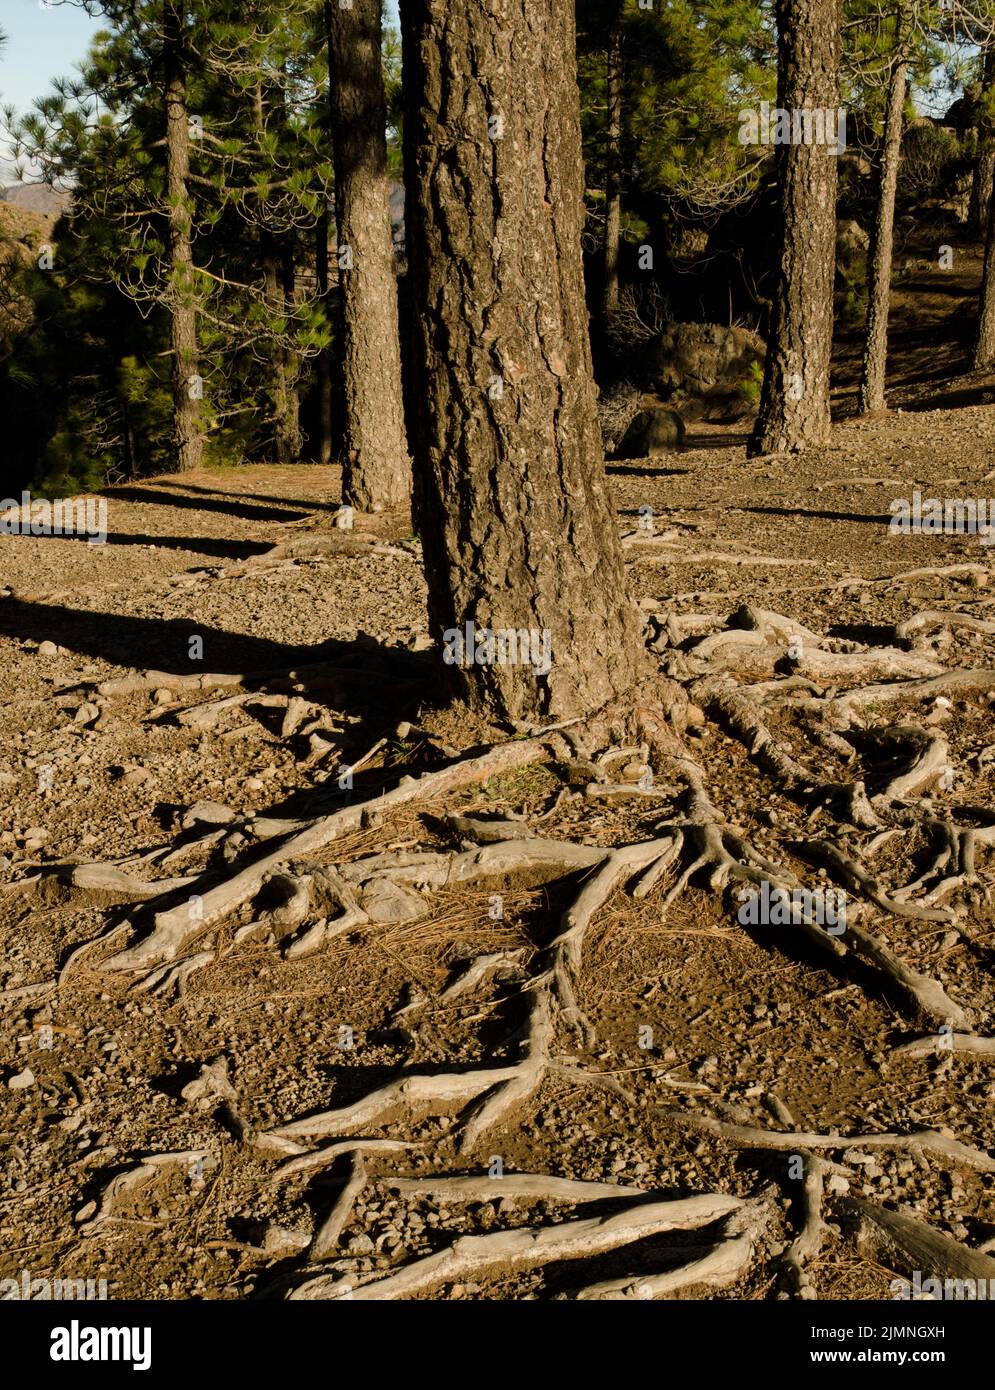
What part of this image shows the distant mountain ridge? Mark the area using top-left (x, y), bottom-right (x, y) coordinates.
top-left (0, 183), bottom-right (72, 216)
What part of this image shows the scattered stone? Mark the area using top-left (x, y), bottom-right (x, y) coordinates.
top-left (360, 879), bottom-right (428, 924)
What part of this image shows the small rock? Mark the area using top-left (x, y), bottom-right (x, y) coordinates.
top-left (181, 801), bottom-right (237, 829)
top-left (8, 1067), bottom-right (36, 1090)
top-left (38, 641), bottom-right (58, 657)
top-left (181, 1056), bottom-right (236, 1110)
top-left (361, 879), bottom-right (428, 924)
top-left (261, 1224), bottom-right (310, 1257)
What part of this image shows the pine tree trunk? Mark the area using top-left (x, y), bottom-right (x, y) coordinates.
top-left (748, 0), bottom-right (840, 457)
top-left (975, 184), bottom-right (995, 368)
top-left (602, 13), bottom-right (623, 318)
top-left (278, 244), bottom-right (301, 462)
top-left (326, 0), bottom-right (410, 512)
top-left (315, 208), bottom-right (334, 466)
top-left (859, 54), bottom-right (906, 416)
top-left (164, 1), bottom-right (203, 473)
top-left (970, 48), bottom-right (995, 234)
top-left (975, 150), bottom-right (995, 237)
top-left (400, 0), bottom-right (643, 724)
top-left (262, 239), bottom-right (295, 464)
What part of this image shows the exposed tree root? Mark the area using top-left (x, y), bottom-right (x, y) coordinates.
top-left (572, 1237), bottom-right (754, 1300)
top-left (844, 1198), bottom-right (995, 1289)
top-left (36, 595), bottom-right (995, 1299)
top-left (309, 1152), bottom-right (367, 1262)
top-left (287, 1193), bottom-right (745, 1300)
top-left (656, 1110), bottom-right (995, 1173)
top-left (100, 737), bottom-right (550, 971)
top-left (782, 1154), bottom-right (829, 1299)
top-left (893, 1032), bottom-right (995, 1060)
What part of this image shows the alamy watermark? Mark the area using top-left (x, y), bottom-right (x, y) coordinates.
top-left (1, 492), bottom-right (107, 545)
top-left (1, 1268), bottom-right (110, 1301)
top-left (738, 101), bottom-right (847, 155)
top-left (892, 1272), bottom-right (995, 1300)
top-left (443, 619), bottom-right (552, 676)
top-left (735, 880), bottom-right (847, 935)
top-left (889, 491), bottom-right (995, 547)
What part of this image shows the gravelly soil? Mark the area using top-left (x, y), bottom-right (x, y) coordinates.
top-left (3, 254), bottom-right (995, 1302)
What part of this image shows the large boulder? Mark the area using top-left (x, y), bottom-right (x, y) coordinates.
top-left (650, 321), bottom-right (765, 401)
top-left (615, 407), bottom-right (686, 459)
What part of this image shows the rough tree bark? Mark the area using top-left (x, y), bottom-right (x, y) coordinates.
top-left (748, 0), bottom-right (840, 456)
top-left (400, 0), bottom-right (643, 723)
top-left (326, 0), bottom-right (410, 512)
top-left (859, 51), bottom-right (906, 416)
top-left (260, 234), bottom-right (301, 464)
top-left (164, 0), bottom-right (203, 473)
top-left (975, 183), bottom-right (995, 368)
top-left (970, 47), bottom-right (995, 235)
top-left (602, 7), bottom-right (623, 319)
top-left (315, 208), bottom-right (334, 466)
top-left (254, 79), bottom-right (301, 465)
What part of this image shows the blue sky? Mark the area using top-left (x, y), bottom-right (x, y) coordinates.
top-left (0, 0), bottom-right (104, 115)
top-left (0, 0), bottom-right (402, 180)
top-left (0, 0), bottom-right (104, 177)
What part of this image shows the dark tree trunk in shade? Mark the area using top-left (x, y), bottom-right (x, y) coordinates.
top-left (164, 1), bottom-right (203, 472)
top-left (326, 0), bottom-right (410, 511)
top-left (748, 0), bottom-right (840, 456)
top-left (602, 11), bottom-right (623, 318)
top-left (859, 52), bottom-right (906, 415)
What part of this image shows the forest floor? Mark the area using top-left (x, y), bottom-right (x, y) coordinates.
top-left (3, 241), bottom-right (995, 1301)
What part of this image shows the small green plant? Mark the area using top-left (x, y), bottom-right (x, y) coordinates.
top-left (737, 358), bottom-right (764, 409)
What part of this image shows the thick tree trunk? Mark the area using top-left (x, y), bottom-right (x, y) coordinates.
top-left (859, 54), bottom-right (906, 416)
top-left (748, 0), bottom-right (840, 457)
top-left (602, 13), bottom-right (623, 319)
top-left (400, 0), bottom-right (643, 723)
top-left (315, 208), bottom-right (334, 466)
top-left (975, 185), bottom-right (995, 368)
top-left (326, 0), bottom-right (410, 512)
top-left (164, 1), bottom-right (203, 473)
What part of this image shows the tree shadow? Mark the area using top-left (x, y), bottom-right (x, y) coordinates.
top-left (3, 530), bottom-right (270, 561)
top-left (739, 504), bottom-right (892, 526)
top-left (147, 480), bottom-right (343, 514)
top-left (606, 462), bottom-right (690, 478)
top-left (102, 485), bottom-right (312, 524)
top-left (0, 596), bottom-right (426, 687)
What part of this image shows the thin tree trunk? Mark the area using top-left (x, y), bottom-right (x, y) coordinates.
top-left (164, 1), bottom-right (202, 473)
top-left (859, 53), bottom-right (906, 416)
top-left (278, 243), bottom-right (301, 462)
top-left (326, 0), bottom-right (410, 512)
top-left (262, 239), bottom-right (291, 464)
top-left (970, 47), bottom-right (995, 234)
top-left (975, 184), bottom-right (995, 368)
top-left (602, 10), bottom-right (623, 319)
top-left (748, 0), bottom-right (840, 457)
top-left (315, 208), bottom-right (333, 465)
top-left (400, 0), bottom-right (643, 723)
top-left (255, 80), bottom-right (301, 465)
